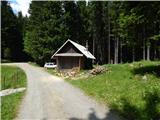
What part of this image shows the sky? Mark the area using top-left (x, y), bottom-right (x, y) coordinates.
top-left (9, 0), bottom-right (31, 16)
top-left (9, 0), bottom-right (88, 16)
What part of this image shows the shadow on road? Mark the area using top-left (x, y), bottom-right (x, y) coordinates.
top-left (69, 108), bottom-right (120, 120)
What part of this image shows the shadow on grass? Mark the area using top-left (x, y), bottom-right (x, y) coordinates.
top-left (69, 108), bottom-right (120, 120)
top-left (132, 65), bottom-right (160, 77)
top-left (118, 89), bottom-right (160, 120)
top-left (69, 89), bottom-right (160, 120)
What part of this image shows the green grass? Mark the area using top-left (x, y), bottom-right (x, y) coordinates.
top-left (67, 61), bottom-right (160, 120)
top-left (1, 65), bottom-right (27, 90)
top-left (46, 68), bottom-right (57, 74)
top-left (1, 65), bottom-right (27, 119)
top-left (46, 68), bottom-right (60, 76)
top-left (1, 92), bottom-right (25, 120)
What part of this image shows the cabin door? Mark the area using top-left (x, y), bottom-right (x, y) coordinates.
top-left (59, 57), bottom-right (79, 69)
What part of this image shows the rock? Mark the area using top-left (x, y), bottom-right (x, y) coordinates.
top-left (138, 63), bottom-right (143, 67)
top-left (142, 75), bottom-right (147, 80)
top-left (129, 64), bottom-right (134, 67)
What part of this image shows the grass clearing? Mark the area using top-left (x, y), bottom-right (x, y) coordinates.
top-left (1, 65), bottom-right (27, 90)
top-left (1, 65), bottom-right (27, 119)
top-left (67, 61), bottom-right (160, 120)
top-left (1, 92), bottom-right (25, 120)
top-left (46, 68), bottom-right (59, 76)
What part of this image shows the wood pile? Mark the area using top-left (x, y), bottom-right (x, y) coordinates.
top-left (61, 67), bottom-right (79, 78)
top-left (89, 66), bottom-right (106, 75)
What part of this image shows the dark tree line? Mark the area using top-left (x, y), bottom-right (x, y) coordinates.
top-left (1, 1), bottom-right (160, 65)
top-left (1, 1), bottom-right (29, 61)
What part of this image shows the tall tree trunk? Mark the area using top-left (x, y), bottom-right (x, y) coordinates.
top-left (147, 45), bottom-right (150, 60)
top-left (132, 46), bottom-right (135, 62)
top-left (143, 26), bottom-right (146, 60)
top-left (120, 39), bottom-right (122, 63)
top-left (93, 37), bottom-right (95, 64)
top-left (114, 38), bottom-right (116, 64)
top-left (114, 37), bottom-right (118, 64)
top-left (154, 48), bottom-right (157, 60)
top-left (107, 1), bottom-right (110, 64)
top-left (116, 37), bottom-right (119, 63)
top-left (154, 42), bottom-right (157, 60)
top-left (143, 40), bottom-right (146, 60)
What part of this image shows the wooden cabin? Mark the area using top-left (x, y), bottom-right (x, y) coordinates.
top-left (51, 39), bottom-right (95, 71)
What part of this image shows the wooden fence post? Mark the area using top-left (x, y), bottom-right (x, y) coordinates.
top-left (12, 75), bottom-right (14, 88)
top-left (3, 76), bottom-right (5, 89)
top-left (17, 70), bottom-right (19, 84)
top-left (14, 73), bottom-right (16, 88)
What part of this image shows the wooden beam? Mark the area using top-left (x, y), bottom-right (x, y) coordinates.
top-left (79, 57), bottom-right (81, 71)
top-left (56, 57), bottom-right (59, 70)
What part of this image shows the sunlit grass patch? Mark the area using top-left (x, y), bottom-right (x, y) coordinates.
top-left (1, 65), bottom-right (27, 119)
top-left (67, 61), bottom-right (160, 120)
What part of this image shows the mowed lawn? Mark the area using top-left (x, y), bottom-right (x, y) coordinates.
top-left (1, 65), bottom-right (27, 120)
top-left (68, 61), bottom-right (160, 120)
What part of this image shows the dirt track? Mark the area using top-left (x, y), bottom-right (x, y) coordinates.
top-left (5, 63), bottom-right (120, 120)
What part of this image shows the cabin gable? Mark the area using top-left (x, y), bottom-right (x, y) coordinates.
top-left (58, 42), bottom-right (81, 54)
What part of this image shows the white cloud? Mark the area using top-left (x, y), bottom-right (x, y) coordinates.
top-left (10, 0), bottom-right (31, 16)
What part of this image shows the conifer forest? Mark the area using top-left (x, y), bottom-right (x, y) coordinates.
top-left (1, 1), bottom-right (160, 66)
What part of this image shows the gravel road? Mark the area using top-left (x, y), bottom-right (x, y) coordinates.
top-left (5, 63), bottom-right (121, 120)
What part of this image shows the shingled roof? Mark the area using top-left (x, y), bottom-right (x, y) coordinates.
top-left (51, 39), bottom-right (95, 59)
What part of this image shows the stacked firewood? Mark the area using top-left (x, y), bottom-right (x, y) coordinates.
top-left (89, 66), bottom-right (106, 75)
top-left (61, 67), bottom-right (79, 78)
